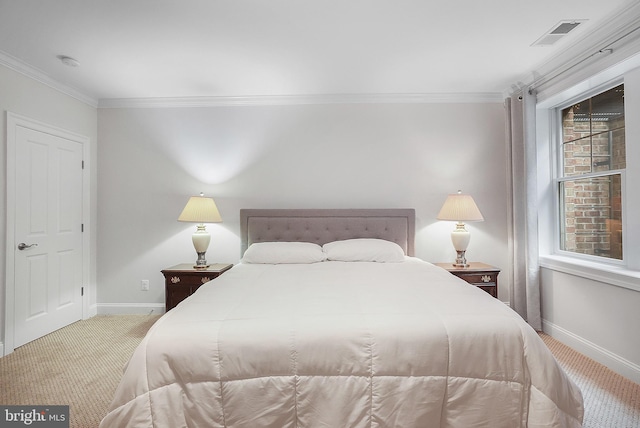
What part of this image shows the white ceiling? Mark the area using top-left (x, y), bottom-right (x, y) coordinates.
top-left (0, 0), bottom-right (637, 105)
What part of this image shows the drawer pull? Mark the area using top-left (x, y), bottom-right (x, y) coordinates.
top-left (481, 275), bottom-right (492, 283)
top-left (201, 277), bottom-right (211, 284)
top-left (171, 276), bottom-right (181, 284)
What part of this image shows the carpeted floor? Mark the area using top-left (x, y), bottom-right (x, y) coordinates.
top-left (0, 315), bottom-right (638, 427)
top-left (0, 315), bottom-right (160, 428)
top-left (540, 333), bottom-right (640, 428)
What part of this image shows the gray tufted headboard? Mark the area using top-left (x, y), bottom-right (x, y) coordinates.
top-left (240, 208), bottom-right (415, 257)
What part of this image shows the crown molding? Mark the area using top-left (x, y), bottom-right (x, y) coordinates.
top-left (0, 51), bottom-right (503, 108)
top-left (0, 51), bottom-right (98, 107)
top-left (97, 92), bottom-right (503, 109)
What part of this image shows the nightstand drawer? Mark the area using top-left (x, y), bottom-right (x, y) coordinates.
top-left (454, 272), bottom-right (498, 286)
top-left (165, 274), bottom-right (215, 287)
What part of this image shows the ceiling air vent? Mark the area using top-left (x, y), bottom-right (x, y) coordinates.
top-left (532, 20), bottom-right (586, 47)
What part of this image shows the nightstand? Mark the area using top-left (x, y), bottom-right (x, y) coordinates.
top-left (161, 263), bottom-right (233, 311)
top-left (433, 262), bottom-right (500, 298)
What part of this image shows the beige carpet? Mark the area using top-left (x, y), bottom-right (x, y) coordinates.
top-left (1, 316), bottom-right (638, 427)
top-left (540, 333), bottom-right (640, 428)
top-left (0, 315), bottom-right (160, 428)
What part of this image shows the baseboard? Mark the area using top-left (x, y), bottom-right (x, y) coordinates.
top-left (96, 303), bottom-right (165, 315)
top-left (542, 319), bottom-right (640, 384)
top-left (0, 341), bottom-right (4, 357)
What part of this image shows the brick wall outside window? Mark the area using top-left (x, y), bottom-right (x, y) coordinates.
top-left (560, 84), bottom-right (625, 259)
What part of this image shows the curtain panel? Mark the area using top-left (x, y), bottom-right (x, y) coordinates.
top-left (505, 90), bottom-right (542, 330)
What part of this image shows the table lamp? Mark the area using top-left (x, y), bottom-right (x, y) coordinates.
top-left (437, 190), bottom-right (484, 267)
top-left (178, 193), bottom-right (222, 268)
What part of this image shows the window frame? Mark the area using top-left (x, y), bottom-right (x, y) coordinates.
top-left (536, 62), bottom-right (640, 293)
top-left (555, 169), bottom-right (626, 264)
top-left (551, 79), bottom-right (627, 266)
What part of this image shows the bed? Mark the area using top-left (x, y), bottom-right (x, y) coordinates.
top-left (100, 208), bottom-right (583, 428)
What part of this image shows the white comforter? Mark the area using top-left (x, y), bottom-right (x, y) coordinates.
top-left (100, 258), bottom-right (583, 428)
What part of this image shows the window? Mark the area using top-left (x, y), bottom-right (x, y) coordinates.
top-left (558, 84), bottom-right (625, 260)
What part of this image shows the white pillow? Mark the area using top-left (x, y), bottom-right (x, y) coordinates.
top-left (242, 242), bottom-right (327, 264)
top-left (322, 238), bottom-right (405, 263)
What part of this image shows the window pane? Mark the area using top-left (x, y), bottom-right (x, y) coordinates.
top-left (562, 101), bottom-right (591, 144)
top-left (563, 136), bottom-right (593, 177)
top-left (561, 84), bottom-right (625, 177)
top-left (611, 127), bottom-right (626, 170)
top-left (560, 174), bottom-right (622, 259)
top-left (591, 84), bottom-right (625, 127)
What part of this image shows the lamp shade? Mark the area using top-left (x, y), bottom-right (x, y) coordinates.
top-left (178, 194), bottom-right (222, 223)
top-left (437, 191), bottom-right (484, 222)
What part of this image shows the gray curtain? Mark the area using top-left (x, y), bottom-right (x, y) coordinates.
top-left (505, 89), bottom-right (541, 330)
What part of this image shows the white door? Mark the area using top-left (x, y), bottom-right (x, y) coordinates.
top-left (12, 122), bottom-right (84, 347)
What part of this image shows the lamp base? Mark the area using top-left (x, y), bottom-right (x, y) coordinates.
top-left (452, 250), bottom-right (469, 268)
top-left (191, 225), bottom-right (211, 268)
top-left (193, 251), bottom-right (209, 269)
top-left (450, 223), bottom-right (471, 267)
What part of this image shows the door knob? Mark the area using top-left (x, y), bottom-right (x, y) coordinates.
top-left (18, 243), bottom-right (38, 251)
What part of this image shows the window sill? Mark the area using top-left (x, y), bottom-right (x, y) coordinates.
top-left (539, 255), bottom-right (640, 293)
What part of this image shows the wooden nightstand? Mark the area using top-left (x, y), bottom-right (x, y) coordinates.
top-left (161, 263), bottom-right (233, 312)
top-left (433, 262), bottom-right (500, 298)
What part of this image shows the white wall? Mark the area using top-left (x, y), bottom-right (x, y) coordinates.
top-left (97, 102), bottom-right (509, 311)
top-left (540, 268), bottom-right (640, 383)
top-left (0, 64), bottom-right (98, 344)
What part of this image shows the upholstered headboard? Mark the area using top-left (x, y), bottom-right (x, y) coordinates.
top-left (240, 208), bottom-right (415, 256)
